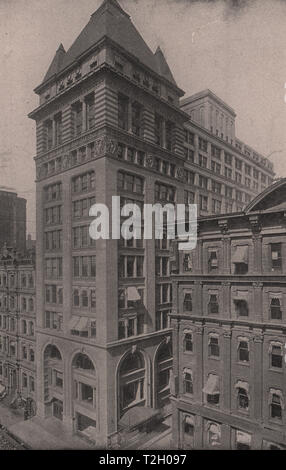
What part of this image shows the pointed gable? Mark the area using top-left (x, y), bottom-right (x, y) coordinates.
top-left (41, 0), bottom-right (178, 88)
top-left (154, 46), bottom-right (177, 87)
top-left (43, 43), bottom-right (66, 82)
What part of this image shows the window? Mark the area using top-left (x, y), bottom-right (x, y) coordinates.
top-left (154, 114), bottom-right (163, 146)
top-left (54, 113), bottom-right (62, 146)
top-left (118, 171), bottom-right (144, 194)
top-left (212, 199), bottom-right (221, 214)
top-left (208, 294), bottom-right (219, 314)
top-left (225, 186), bottom-right (233, 199)
top-left (236, 430), bottom-right (251, 450)
top-left (270, 391), bottom-right (283, 419)
top-left (183, 369), bottom-right (193, 394)
top-left (211, 161), bottom-right (221, 174)
top-left (234, 299), bottom-right (248, 317)
top-left (238, 340), bottom-right (249, 362)
top-left (271, 243), bottom-right (282, 270)
top-left (208, 250), bottom-right (218, 271)
top-left (208, 423), bottom-right (221, 447)
top-left (225, 153), bottom-right (232, 165)
top-left (271, 344), bottom-right (283, 368)
top-left (209, 335), bottom-right (219, 357)
top-left (235, 158), bottom-right (242, 170)
top-left (199, 154), bottom-right (207, 168)
top-left (72, 102), bottom-right (83, 136)
top-left (183, 293), bottom-right (192, 312)
top-left (203, 374), bottom-right (220, 404)
top-left (166, 121), bottom-right (174, 151)
top-left (44, 119), bottom-right (53, 150)
top-left (199, 175), bottom-right (208, 190)
top-left (233, 245), bottom-right (248, 274)
top-left (154, 182), bottom-right (175, 202)
top-left (270, 297), bottom-right (282, 320)
top-left (131, 102), bottom-right (142, 136)
top-left (199, 137), bottom-right (208, 152)
top-left (199, 195), bottom-right (208, 211)
top-left (118, 94), bottom-right (128, 130)
top-left (184, 333), bottom-right (193, 352)
top-left (237, 387), bottom-right (249, 410)
top-left (86, 94), bottom-right (95, 129)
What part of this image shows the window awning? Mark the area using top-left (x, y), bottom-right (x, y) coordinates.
top-left (69, 316), bottom-right (89, 332)
top-left (118, 406), bottom-right (160, 430)
top-left (233, 291), bottom-right (249, 301)
top-left (183, 368), bottom-right (192, 377)
top-left (268, 389), bottom-right (285, 408)
top-left (236, 431), bottom-right (251, 445)
top-left (127, 287), bottom-right (141, 302)
top-left (237, 336), bottom-right (249, 344)
top-left (203, 374), bottom-right (220, 395)
top-left (185, 414), bottom-right (194, 426)
top-left (232, 245), bottom-right (248, 264)
top-left (69, 316), bottom-right (80, 329)
top-left (235, 380), bottom-right (249, 393)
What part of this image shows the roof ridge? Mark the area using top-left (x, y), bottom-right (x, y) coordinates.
top-left (91, 0), bottom-right (130, 19)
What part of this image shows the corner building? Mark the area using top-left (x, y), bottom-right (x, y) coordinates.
top-left (29, 0), bottom-right (275, 446)
top-left (171, 179), bottom-right (286, 450)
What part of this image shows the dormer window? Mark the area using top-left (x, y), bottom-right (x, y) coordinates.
top-left (132, 70), bottom-right (140, 82)
top-left (67, 74), bottom-right (73, 86)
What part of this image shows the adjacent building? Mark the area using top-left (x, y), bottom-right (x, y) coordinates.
top-left (170, 178), bottom-right (286, 450)
top-left (0, 245), bottom-right (36, 408)
top-left (28, 0), bottom-right (275, 446)
top-left (0, 187), bottom-right (26, 252)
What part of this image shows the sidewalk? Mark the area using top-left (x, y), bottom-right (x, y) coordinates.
top-left (0, 402), bottom-right (95, 449)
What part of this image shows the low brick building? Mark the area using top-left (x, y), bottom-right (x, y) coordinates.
top-left (170, 178), bottom-right (286, 450)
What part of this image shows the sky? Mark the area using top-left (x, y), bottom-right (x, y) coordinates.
top-left (0, 0), bottom-right (286, 237)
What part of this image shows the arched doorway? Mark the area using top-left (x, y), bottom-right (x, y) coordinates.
top-left (154, 340), bottom-right (173, 410)
top-left (43, 344), bottom-right (63, 420)
top-left (72, 352), bottom-right (97, 438)
top-left (118, 351), bottom-right (146, 420)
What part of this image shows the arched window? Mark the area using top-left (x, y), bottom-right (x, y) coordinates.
top-left (47, 345), bottom-right (62, 360)
top-left (184, 332), bottom-right (193, 352)
top-left (119, 352), bottom-right (146, 416)
top-left (183, 293), bottom-right (192, 312)
top-left (270, 297), bottom-right (282, 320)
top-left (73, 353), bottom-right (95, 371)
top-left (183, 369), bottom-right (193, 394)
top-left (157, 342), bottom-right (172, 363)
top-left (120, 352), bottom-right (144, 375)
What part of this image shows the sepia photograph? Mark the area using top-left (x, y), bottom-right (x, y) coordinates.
top-left (0, 0), bottom-right (285, 455)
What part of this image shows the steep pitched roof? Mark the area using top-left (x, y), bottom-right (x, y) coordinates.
top-left (154, 46), bottom-right (177, 86)
top-left (42, 0), bottom-right (178, 88)
top-left (43, 43), bottom-right (66, 82)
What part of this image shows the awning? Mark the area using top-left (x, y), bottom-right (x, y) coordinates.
top-left (233, 291), bottom-right (249, 301)
top-left (232, 245), bottom-right (248, 264)
top-left (118, 406), bottom-right (160, 431)
top-left (69, 316), bottom-right (80, 330)
top-left (203, 374), bottom-right (220, 395)
top-left (69, 316), bottom-right (89, 332)
top-left (235, 380), bottom-right (249, 393)
top-left (76, 317), bottom-right (89, 332)
top-left (268, 389), bottom-right (285, 409)
top-left (185, 414), bottom-right (194, 426)
top-left (127, 287), bottom-right (141, 302)
top-left (236, 431), bottom-right (251, 445)
top-left (183, 368), bottom-right (192, 377)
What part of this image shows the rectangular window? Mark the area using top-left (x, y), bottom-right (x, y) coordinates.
top-left (118, 94), bottom-right (128, 130)
top-left (271, 243), bottom-right (282, 270)
top-left (154, 114), bottom-right (163, 146)
top-left (131, 102), bottom-right (142, 136)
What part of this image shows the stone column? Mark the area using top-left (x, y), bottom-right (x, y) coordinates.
top-left (253, 282), bottom-right (263, 322)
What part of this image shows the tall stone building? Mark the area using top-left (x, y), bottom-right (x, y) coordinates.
top-left (0, 187), bottom-right (26, 252)
top-left (170, 179), bottom-right (286, 450)
top-left (0, 246), bottom-right (36, 410)
top-left (29, 0), bottom-right (274, 446)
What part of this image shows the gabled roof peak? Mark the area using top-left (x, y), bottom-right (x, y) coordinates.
top-left (91, 0), bottom-right (130, 19)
